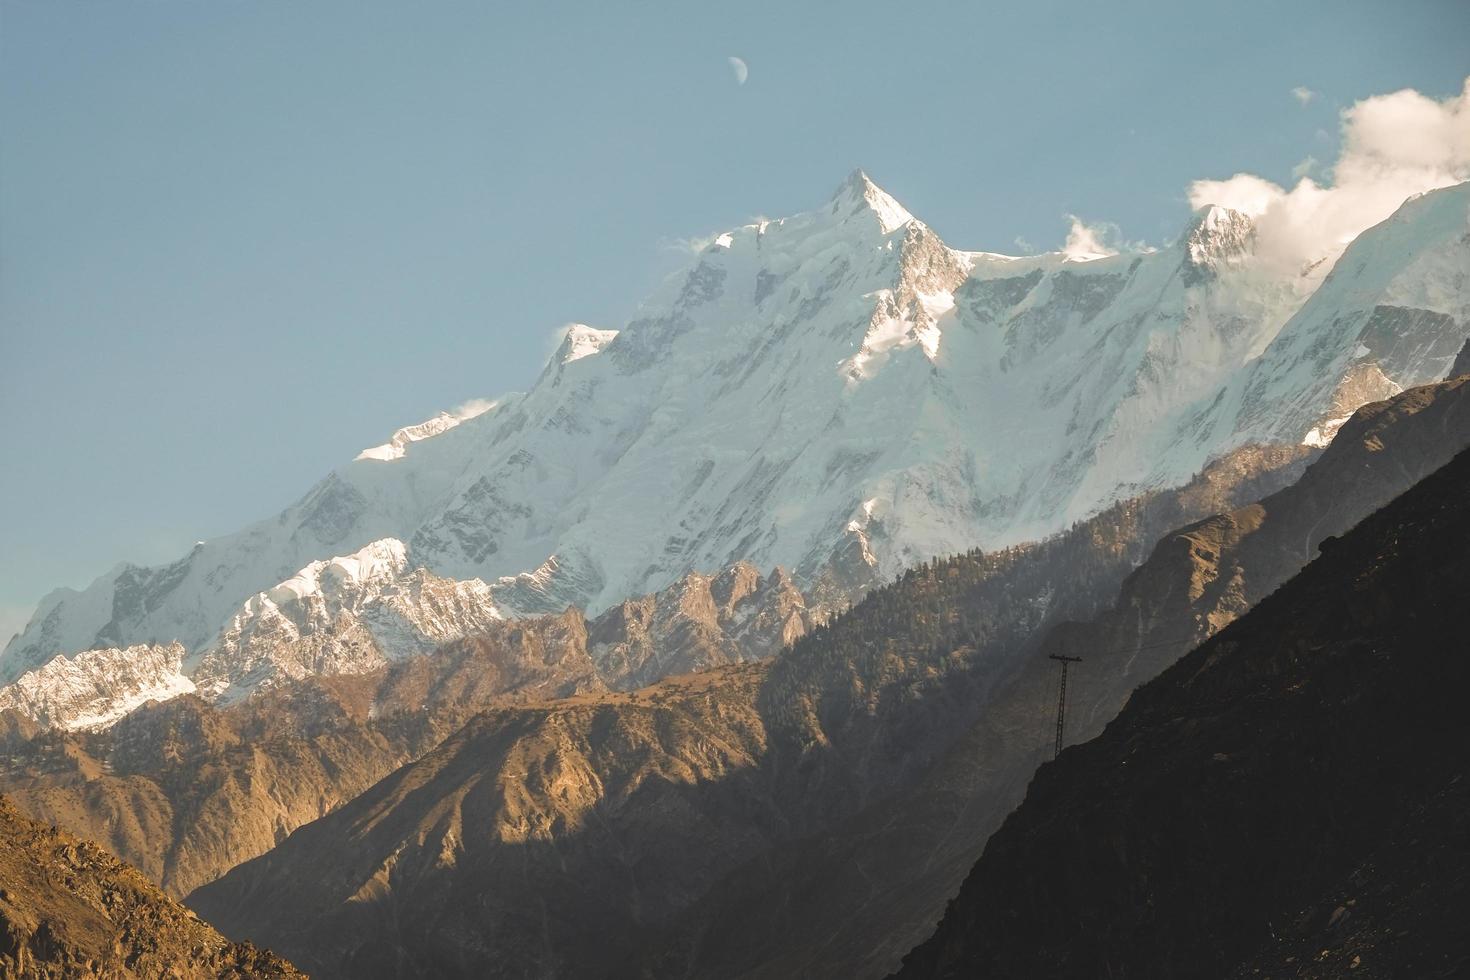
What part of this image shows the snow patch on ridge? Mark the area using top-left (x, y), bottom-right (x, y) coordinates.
top-left (191, 537), bottom-right (505, 701)
top-left (357, 400), bottom-right (503, 462)
top-left (264, 538), bottom-right (410, 606)
top-left (556, 324), bottom-right (620, 364)
top-left (0, 643), bottom-right (193, 731)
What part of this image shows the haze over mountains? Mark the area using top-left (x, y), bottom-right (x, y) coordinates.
top-left (3, 173), bottom-right (1467, 732)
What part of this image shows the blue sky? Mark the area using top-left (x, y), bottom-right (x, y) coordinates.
top-left (2, 0), bottom-right (1468, 642)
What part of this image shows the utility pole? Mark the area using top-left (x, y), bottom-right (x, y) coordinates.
top-left (1048, 654), bottom-right (1083, 758)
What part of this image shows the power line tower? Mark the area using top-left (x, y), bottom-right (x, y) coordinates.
top-left (1047, 654), bottom-right (1083, 758)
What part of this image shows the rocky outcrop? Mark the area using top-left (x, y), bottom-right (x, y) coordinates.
top-left (895, 446), bottom-right (1470, 979)
top-left (588, 562), bottom-right (812, 689)
top-left (1450, 336), bottom-right (1470, 379)
top-left (0, 794), bottom-right (302, 978)
top-left (0, 550), bottom-right (811, 734)
top-left (0, 642), bottom-right (192, 730)
top-left (192, 538), bottom-right (510, 702)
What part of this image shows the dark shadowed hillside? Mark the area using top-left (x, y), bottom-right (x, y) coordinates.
top-left (895, 447), bottom-right (1470, 979)
top-left (635, 375), bottom-right (1470, 979)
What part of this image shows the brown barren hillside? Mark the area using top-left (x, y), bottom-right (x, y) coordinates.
top-left (0, 794), bottom-right (303, 979)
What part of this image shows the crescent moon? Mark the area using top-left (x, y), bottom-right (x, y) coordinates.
top-left (728, 57), bottom-right (748, 86)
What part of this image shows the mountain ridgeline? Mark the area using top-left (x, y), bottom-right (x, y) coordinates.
top-left (183, 442), bottom-right (1318, 979)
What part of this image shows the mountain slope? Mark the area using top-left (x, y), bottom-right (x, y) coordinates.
top-left (8, 176), bottom-right (1466, 702)
top-left (0, 564), bottom-right (809, 899)
top-left (184, 443), bottom-right (1312, 979)
top-left (632, 373), bottom-right (1470, 979)
top-left (0, 793), bottom-right (302, 979)
top-left (894, 449), bottom-right (1470, 980)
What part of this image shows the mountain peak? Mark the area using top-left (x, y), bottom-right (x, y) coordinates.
top-left (828, 168), bottom-right (914, 233)
top-left (1179, 204), bottom-right (1255, 281)
top-left (554, 324), bottom-right (619, 365)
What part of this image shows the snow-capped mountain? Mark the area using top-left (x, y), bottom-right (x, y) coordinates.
top-left (5, 172), bottom-right (1468, 703)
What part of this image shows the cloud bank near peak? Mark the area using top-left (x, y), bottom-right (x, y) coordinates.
top-left (1062, 215), bottom-right (1119, 260)
top-left (1189, 77), bottom-right (1470, 273)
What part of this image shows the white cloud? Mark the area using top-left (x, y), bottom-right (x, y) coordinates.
top-left (666, 234), bottom-right (715, 254)
top-left (1292, 86), bottom-right (1317, 107)
top-left (1062, 215), bottom-right (1119, 260)
top-left (1186, 173), bottom-right (1284, 217)
top-left (451, 397), bottom-right (499, 420)
top-left (1189, 76), bottom-right (1470, 273)
top-left (1291, 156), bottom-right (1318, 180)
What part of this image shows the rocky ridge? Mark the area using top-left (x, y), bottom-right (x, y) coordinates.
top-left (0, 555), bottom-right (810, 734)
top-left (0, 793), bottom-right (302, 979)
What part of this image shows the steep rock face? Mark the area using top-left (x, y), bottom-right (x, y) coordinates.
top-left (185, 444), bottom-right (1311, 979)
top-left (895, 446), bottom-right (1470, 980)
top-left (587, 562), bottom-right (812, 689)
top-left (632, 375), bottom-right (1470, 980)
top-left (1450, 336), bottom-right (1470, 378)
top-left (0, 794), bottom-right (302, 979)
top-left (9, 176), bottom-right (1466, 696)
top-left (0, 547), bottom-right (805, 730)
